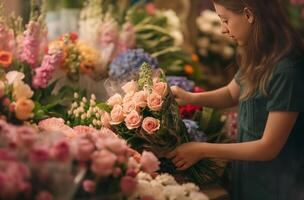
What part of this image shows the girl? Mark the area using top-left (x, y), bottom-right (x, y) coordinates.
top-left (168, 1), bottom-right (304, 199)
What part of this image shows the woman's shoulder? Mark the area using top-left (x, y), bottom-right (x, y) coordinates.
top-left (273, 52), bottom-right (304, 74)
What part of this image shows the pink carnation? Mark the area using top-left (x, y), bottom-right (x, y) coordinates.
top-left (120, 176), bottom-right (138, 195)
top-left (29, 146), bottom-right (50, 165)
top-left (75, 137), bottom-right (95, 162)
top-left (82, 180), bottom-right (96, 193)
top-left (50, 139), bottom-right (70, 162)
top-left (35, 191), bottom-right (53, 200)
top-left (140, 151), bottom-right (159, 174)
top-left (91, 150), bottom-right (117, 177)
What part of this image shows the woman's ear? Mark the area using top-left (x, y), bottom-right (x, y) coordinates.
top-left (244, 7), bottom-right (254, 24)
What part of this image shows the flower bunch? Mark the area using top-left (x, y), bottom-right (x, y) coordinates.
top-left (52, 32), bottom-right (104, 81)
top-left (129, 172), bottom-right (209, 200)
top-left (0, 120), bottom-right (81, 200)
top-left (66, 92), bottom-right (111, 129)
top-left (0, 71), bottom-right (35, 122)
top-left (104, 63), bottom-right (221, 185)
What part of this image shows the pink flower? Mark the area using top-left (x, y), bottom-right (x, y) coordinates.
top-left (35, 191), bottom-right (53, 200)
top-left (120, 176), bottom-right (138, 195)
top-left (15, 99), bottom-right (35, 121)
top-left (140, 151), bottom-right (159, 174)
top-left (29, 146), bottom-right (50, 165)
top-left (96, 136), bottom-right (128, 156)
top-left (20, 21), bottom-right (41, 68)
top-left (32, 45), bottom-right (63, 88)
top-left (145, 3), bottom-right (156, 15)
top-left (117, 22), bottom-right (136, 54)
top-left (124, 110), bottom-right (142, 130)
top-left (122, 80), bottom-right (138, 94)
top-left (107, 93), bottom-right (123, 106)
top-left (142, 117), bottom-right (160, 134)
top-left (5, 71), bottom-right (25, 85)
top-left (73, 125), bottom-right (98, 136)
top-left (82, 179), bottom-right (96, 193)
top-left (100, 112), bottom-right (111, 128)
top-left (16, 126), bottom-right (37, 148)
top-left (0, 22), bottom-right (14, 52)
top-left (39, 118), bottom-right (75, 137)
top-left (152, 81), bottom-right (168, 98)
top-left (133, 90), bottom-right (148, 108)
top-left (123, 100), bottom-right (138, 114)
top-left (147, 93), bottom-right (163, 111)
top-left (50, 139), bottom-right (70, 162)
top-left (113, 167), bottom-right (122, 177)
top-left (91, 149), bottom-right (117, 177)
top-left (110, 104), bottom-right (125, 125)
top-left (99, 21), bottom-right (119, 48)
top-left (76, 138), bottom-right (95, 162)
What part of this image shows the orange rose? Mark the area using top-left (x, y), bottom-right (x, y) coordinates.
top-left (15, 99), bottom-right (35, 121)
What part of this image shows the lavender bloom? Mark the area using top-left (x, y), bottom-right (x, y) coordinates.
top-left (109, 49), bottom-right (158, 81)
top-left (166, 76), bottom-right (195, 92)
top-left (183, 119), bottom-right (208, 142)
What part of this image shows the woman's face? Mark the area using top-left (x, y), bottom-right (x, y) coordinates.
top-left (214, 3), bottom-right (253, 46)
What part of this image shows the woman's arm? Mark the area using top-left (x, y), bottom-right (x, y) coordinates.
top-left (168, 111), bottom-right (299, 170)
top-left (190, 79), bottom-right (240, 108)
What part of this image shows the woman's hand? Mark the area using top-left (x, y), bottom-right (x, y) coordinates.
top-left (170, 86), bottom-right (194, 106)
top-left (167, 142), bottom-right (206, 170)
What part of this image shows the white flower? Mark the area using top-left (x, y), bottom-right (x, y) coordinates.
top-left (163, 185), bottom-right (187, 200)
top-left (82, 97), bottom-right (87, 103)
top-left (91, 94), bottom-right (96, 100)
top-left (181, 183), bottom-right (200, 192)
top-left (74, 92), bottom-right (79, 99)
top-left (136, 172), bottom-right (153, 181)
top-left (154, 173), bottom-right (177, 186)
top-left (5, 71), bottom-right (25, 85)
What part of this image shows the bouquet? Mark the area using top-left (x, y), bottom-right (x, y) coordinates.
top-left (103, 62), bottom-right (221, 185)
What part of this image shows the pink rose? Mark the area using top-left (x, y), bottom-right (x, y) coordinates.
top-left (29, 146), bottom-right (50, 165)
top-left (123, 92), bottom-right (135, 104)
top-left (152, 81), bottom-right (168, 98)
top-left (120, 176), bottom-right (138, 195)
top-left (142, 117), bottom-right (160, 134)
top-left (147, 93), bottom-right (163, 111)
top-left (50, 139), bottom-right (70, 162)
top-left (107, 93), bottom-right (123, 107)
top-left (110, 104), bottom-right (125, 125)
top-left (133, 90), bottom-right (148, 108)
top-left (35, 191), bottom-right (53, 200)
top-left (100, 112), bottom-right (111, 128)
top-left (91, 150), bottom-right (117, 177)
top-left (123, 100), bottom-right (138, 114)
top-left (140, 151), bottom-right (160, 174)
top-left (124, 110), bottom-right (142, 130)
top-left (82, 180), bottom-right (96, 193)
top-left (121, 80), bottom-right (138, 94)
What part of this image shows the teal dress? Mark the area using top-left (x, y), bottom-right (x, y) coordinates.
top-left (231, 55), bottom-right (304, 200)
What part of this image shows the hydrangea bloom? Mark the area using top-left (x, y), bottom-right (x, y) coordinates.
top-left (109, 49), bottom-right (158, 81)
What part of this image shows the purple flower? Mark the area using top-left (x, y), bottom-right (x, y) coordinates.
top-left (109, 49), bottom-right (158, 81)
top-left (166, 76), bottom-right (195, 92)
top-left (183, 119), bottom-right (208, 142)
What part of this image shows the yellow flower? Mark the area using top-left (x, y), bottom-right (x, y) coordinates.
top-left (13, 80), bottom-right (34, 101)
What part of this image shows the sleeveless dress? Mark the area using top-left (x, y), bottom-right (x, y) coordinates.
top-left (231, 56), bottom-right (304, 200)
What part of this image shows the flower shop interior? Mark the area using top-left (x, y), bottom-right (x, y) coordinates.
top-left (0, 0), bottom-right (303, 200)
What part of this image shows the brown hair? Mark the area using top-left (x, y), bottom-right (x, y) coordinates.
top-left (213, 0), bottom-right (304, 100)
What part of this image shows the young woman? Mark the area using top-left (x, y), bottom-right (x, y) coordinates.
top-left (168, 1), bottom-right (304, 199)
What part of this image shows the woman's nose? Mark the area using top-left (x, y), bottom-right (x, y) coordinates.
top-left (221, 24), bottom-right (229, 34)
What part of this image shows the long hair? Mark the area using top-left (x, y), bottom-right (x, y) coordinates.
top-left (213, 0), bottom-right (304, 100)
